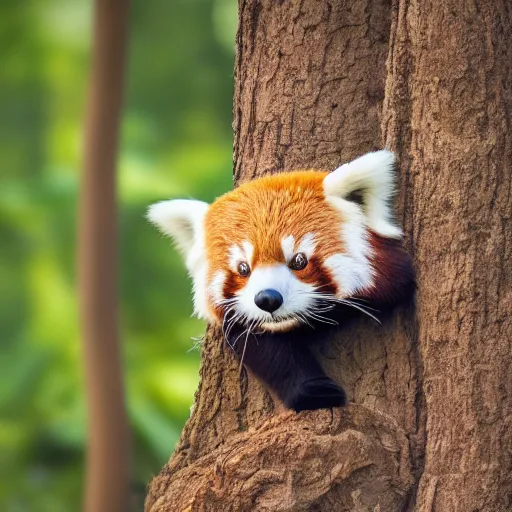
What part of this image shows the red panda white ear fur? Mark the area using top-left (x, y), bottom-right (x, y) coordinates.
top-left (147, 199), bottom-right (208, 258)
top-left (147, 199), bottom-right (210, 320)
top-left (323, 149), bottom-right (402, 239)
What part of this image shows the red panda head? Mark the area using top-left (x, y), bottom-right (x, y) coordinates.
top-left (148, 150), bottom-right (413, 333)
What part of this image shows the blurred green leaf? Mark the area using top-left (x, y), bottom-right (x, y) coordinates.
top-left (0, 0), bottom-right (237, 509)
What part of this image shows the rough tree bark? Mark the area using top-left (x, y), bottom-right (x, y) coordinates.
top-left (146, 1), bottom-right (512, 510)
top-left (383, 1), bottom-right (512, 510)
top-left (79, 0), bottom-right (130, 511)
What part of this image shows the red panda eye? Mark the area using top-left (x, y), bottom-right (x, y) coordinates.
top-left (237, 261), bottom-right (251, 277)
top-left (289, 253), bottom-right (308, 271)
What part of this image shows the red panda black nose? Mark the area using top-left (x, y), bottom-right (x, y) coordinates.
top-left (254, 289), bottom-right (283, 313)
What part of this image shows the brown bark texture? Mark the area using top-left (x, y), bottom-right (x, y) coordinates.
top-left (79, 0), bottom-right (130, 511)
top-left (146, 1), bottom-right (512, 510)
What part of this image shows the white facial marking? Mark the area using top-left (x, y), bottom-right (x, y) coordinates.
top-left (324, 254), bottom-right (373, 296)
top-left (324, 196), bottom-right (374, 295)
top-left (208, 271), bottom-right (226, 306)
top-left (241, 240), bottom-right (254, 266)
top-left (229, 240), bottom-right (254, 272)
top-left (281, 235), bottom-right (295, 262)
top-left (190, 261), bottom-right (209, 320)
top-left (281, 233), bottom-right (316, 263)
top-left (228, 244), bottom-right (245, 272)
top-left (297, 233), bottom-right (316, 258)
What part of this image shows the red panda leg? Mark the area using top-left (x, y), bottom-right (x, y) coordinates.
top-left (226, 328), bottom-right (346, 412)
top-left (289, 376), bottom-right (347, 412)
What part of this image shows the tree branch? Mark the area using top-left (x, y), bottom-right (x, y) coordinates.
top-left (147, 405), bottom-right (412, 511)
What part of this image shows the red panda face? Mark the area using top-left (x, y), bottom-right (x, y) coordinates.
top-left (204, 172), bottom-right (353, 332)
top-left (148, 150), bottom-right (410, 333)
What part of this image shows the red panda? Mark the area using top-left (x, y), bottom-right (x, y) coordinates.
top-left (148, 150), bottom-right (415, 412)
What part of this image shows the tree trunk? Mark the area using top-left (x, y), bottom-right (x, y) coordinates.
top-left (146, 1), bottom-right (512, 510)
top-left (383, 1), bottom-right (512, 510)
top-left (79, 1), bottom-right (130, 511)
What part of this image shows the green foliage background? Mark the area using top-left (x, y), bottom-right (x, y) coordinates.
top-left (0, 0), bottom-right (237, 509)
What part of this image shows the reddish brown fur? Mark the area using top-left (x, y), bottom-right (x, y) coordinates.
top-left (300, 255), bottom-right (337, 295)
top-left (222, 272), bottom-right (245, 300)
top-left (359, 232), bottom-right (415, 307)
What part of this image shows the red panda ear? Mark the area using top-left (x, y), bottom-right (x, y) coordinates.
top-left (323, 149), bottom-right (403, 239)
top-left (148, 199), bottom-right (212, 321)
top-left (147, 199), bottom-right (209, 262)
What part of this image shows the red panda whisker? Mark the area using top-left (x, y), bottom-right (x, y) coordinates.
top-left (311, 292), bottom-right (378, 312)
top-left (239, 319), bottom-right (258, 373)
top-left (296, 312), bottom-right (315, 330)
top-left (225, 321), bottom-right (240, 342)
top-left (305, 295), bottom-right (337, 314)
top-left (215, 297), bottom-right (238, 307)
top-left (224, 309), bottom-right (242, 345)
top-left (340, 298), bottom-right (379, 312)
top-left (224, 331), bottom-right (236, 351)
top-left (335, 300), bottom-right (382, 325)
top-left (311, 292), bottom-right (372, 306)
top-left (343, 297), bottom-right (372, 305)
top-left (221, 311), bottom-right (233, 342)
top-left (283, 290), bottom-right (381, 325)
top-left (187, 336), bottom-right (205, 353)
top-left (319, 296), bottom-right (381, 322)
top-left (221, 304), bottom-right (236, 334)
top-left (308, 308), bottom-right (335, 317)
top-left (310, 292), bottom-right (382, 318)
top-left (304, 311), bottom-right (339, 326)
top-left (309, 304), bottom-right (336, 313)
top-left (231, 329), bottom-right (246, 348)
top-left (223, 318), bottom-right (235, 341)
top-left (309, 293), bottom-right (346, 303)
top-left (306, 315), bottom-right (338, 327)
top-left (335, 297), bottom-right (379, 312)
top-left (225, 310), bottom-right (245, 342)
top-left (238, 330), bottom-right (249, 370)
top-left (231, 313), bottom-right (253, 347)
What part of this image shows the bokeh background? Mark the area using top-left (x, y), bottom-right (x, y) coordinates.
top-left (0, 0), bottom-right (237, 509)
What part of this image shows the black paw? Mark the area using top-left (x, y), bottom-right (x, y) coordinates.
top-left (286, 377), bottom-right (347, 412)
